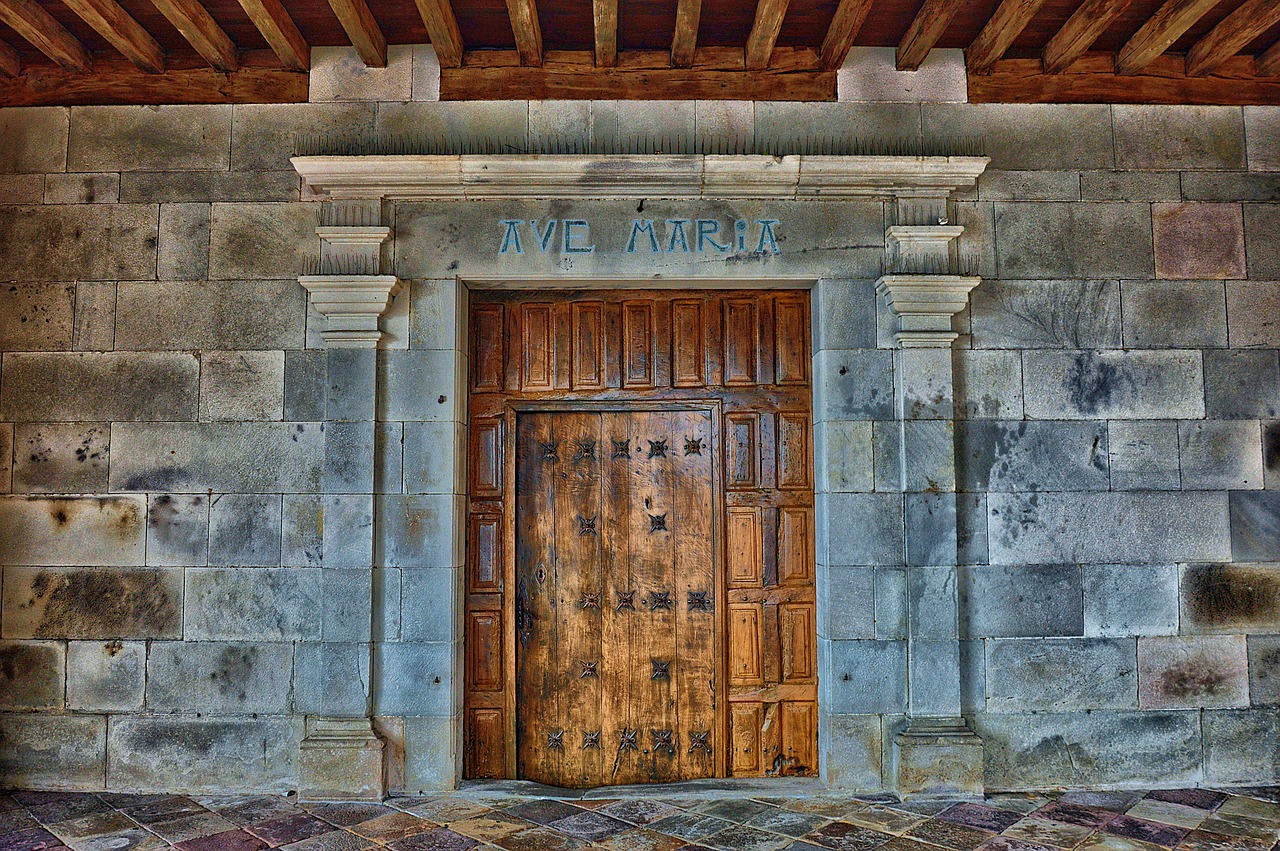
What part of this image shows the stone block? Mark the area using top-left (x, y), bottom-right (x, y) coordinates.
top-left (969, 279), bottom-right (1121, 349)
top-left (1181, 172), bottom-right (1280, 202)
top-left (283, 349), bottom-right (326, 421)
top-left (1137, 635), bottom-right (1248, 710)
top-left (375, 567), bottom-right (401, 641)
top-left (321, 495), bottom-right (374, 570)
top-left (905, 495), bottom-right (956, 567)
top-left (0, 715), bottom-right (105, 790)
top-left (146, 641), bottom-right (292, 713)
top-left (0, 173), bottom-right (43, 203)
top-left (281, 494), bottom-right (322, 567)
top-left (1204, 350), bottom-right (1280, 419)
top-left (873, 566), bottom-right (906, 640)
top-left (209, 494), bottom-right (282, 567)
top-left (0, 495), bottom-right (146, 566)
top-left (0, 424), bottom-right (10, 493)
top-left (11, 423), bottom-right (109, 493)
top-left (233, 102), bottom-right (377, 171)
top-left (110, 422), bottom-right (323, 493)
top-left (377, 422), bottom-right (403, 495)
top-left (0, 640), bottom-right (64, 709)
top-left (820, 565), bottom-right (875, 640)
top-left (0, 107), bottom-right (68, 172)
top-left (1246, 106), bottom-right (1280, 171)
top-left (815, 421), bottom-right (874, 494)
top-left (1226, 281), bottom-right (1280, 348)
top-left (921, 104), bottom-right (1114, 170)
top-left (107, 716), bottom-right (300, 793)
top-left (594, 100), bottom-right (699, 146)
top-left (894, 722), bottom-right (984, 799)
top-left (44, 172), bottom-right (119, 204)
top-left (823, 493), bottom-right (903, 566)
top-left (1203, 710), bottom-right (1280, 785)
top-left (146, 494), bottom-right (208, 566)
top-left (320, 567), bottom-right (373, 642)
top-left (157, 203), bottom-right (210, 280)
top-left (69, 105), bottom-right (232, 171)
top-left (1079, 171), bottom-right (1182, 201)
top-left (988, 491), bottom-right (1230, 565)
top-left (377, 494), bottom-right (464, 569)
top-left (812, 279), bottom-right (877, 352)
top-left (954, 351), bottom-right (1023, 420)
top-left (956, 420), bottom-right (1108, 493)
top-left (403, 715), bottom-right (459, 792)
top-left (208, 203), bottom-right (318, 281)
top-left (0, 205), bottom-right (157, 281)
top-left (1, 352), bottom-right (198, 423)
top-left (199, 351), bottom-right (285, 421)
top-left (1083, 564), bottom-right (1179, 638)
top-left (1022, 350), bottom-right (1204, 419)
top-left (837, 47), bottom-right (966, 103)
top-left (120, 170), bottom-right (299, 203)
top-left (73, 280), bottom-right (116, 351)
top-left (820, 713), bottom-right (882, 790)
top-left (813, 350), bottom-right (894, 422)
top-left (1247, 635), bottom-right (1280, 706)
top-left (960, 639), bottom-right (985, 714)
top-left (1231, 490), bottom-right (1280, 561)
top-left (978, 171), bottom-right (1080, 202)
top-left (974, 711), bottom-right (1201, 789)
top-left (821, 639), bottom-right (907, 714)
top-left (400, 568), bottom-right (460, 641)
top-left (960, 565), bottom-right (1084, 639)
top-left (528, 100), bottom-right (593, 145)
top-left (693, 100), bottom-right (754, 139)
top-left (310, 45), bottom-right (412, 102)
top-left (1152, 203), bottom-right (1246, 280)
top-left (994, 202), bottom-right (1152, 280)
top-left (1113, 105), bottom-right (1246, 170)
top-left (1121, 280), bottom-right (1227, 348)
top-left (906, 566), bottom-right (958, 640)
top-left (324, 348), bottom-right (376, 421)
top-left (1244, 204), bottom-right (1280, 279)
top-left (407, 279), bottom-right (465, 352)
top-left (902, 421), bottom-right (956, 492)
top-left (1180, 420), bottom-right (1263, 489)
top-left (957, 493), bottom-right (988, 566)
top-left (299, 719), bottom-right (386, 801)
top-left (986, 638), bottom-right (1136, 712)
top-left (184, 567), bottom-right (320, 641)
top-left (871, 421), bottom-right (901, 493)
top-left (896, 348), bottom-right (953, 420)
top-left (67, 640), bottom-right (145, 711)
top-left (953, 201), bottom-right (997, 279)
top-left (412, 44), bottom-right (441, 101)
top-left (294, 643), bottom-right (371, 715)
top-left (381, 349), bottom-right (467, 424)
top-left (324, 421), bottom-right (376, 495)
top-left (1181, 562), bottom-right (1280, 634)
top-left (375, 101), bottom-right (529, 146)
top-left (2, 565), bottom-right (182, 639)
top-left (374, 641), bottom-right (456, 716)
top-left (401, 422), bottom-right (463, 496)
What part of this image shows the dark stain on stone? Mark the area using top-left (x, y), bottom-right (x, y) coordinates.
top-left (104, 641), bottom-right (123, 657)
top-left (0, 646), bottom-right (20, 680)
top-left (24, 568), bottom-right (178, 638)
top-left (121, 466), bottom-right (189, 492)
top-left (1158, 662), bottom-right (1228, 699)
top-left (1183, 563), bottom-right (1280, 630)
top-left (210, 646), bottom-right (258, 703)
top-left (1063, 351), bottom-right (1123, 416)
top-left (51, 507), bottom-right (69, 527)
top-left (1266, 423), bottom-right (1280, 472)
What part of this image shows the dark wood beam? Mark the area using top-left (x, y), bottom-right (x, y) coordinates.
top-left (1185, 0), bottom-right (1280, 77)
top-left (671, 0), bottom-right (701, 68)
top-left (151, 0), bottom-right (237, 71)
top-left (236, 0), bottom-right (308, 71)
top-left (1042, 0), bottom-right (1132, 73)
top-left (326, 0), bottom-right (387, 67)
top-left (0, 0), bottom-right (89, 71)
top-left (819, 0), bottom-right (873, 71)
top-left (1262, 39), bottom-right (1280, 77)
top-left (1116, 0), bottom-right (1218, 75)
top-left (505, 0), bottom-right (542, 66)
top-left (745, 0), bottom-right (789, 71)
top-left (412, 0), bottom-right (463, 67)
top-left (0, 40), bottom-right (19, 77)
top-left (967, 0), bottom-right (1048, 75)
top-left (897, 0), bottom-right (964, 71)
top-left (63, 0), bottom-right (164, 72)
top-left (593, 0), bottom-right (617, 67)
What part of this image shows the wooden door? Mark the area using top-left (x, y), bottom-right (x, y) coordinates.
top-left (514, 408), bottom-right (716, 787)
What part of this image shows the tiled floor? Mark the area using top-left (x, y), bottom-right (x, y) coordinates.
top-left (2, 784), bottom-right (1279, 851)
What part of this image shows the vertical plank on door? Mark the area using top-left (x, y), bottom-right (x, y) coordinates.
top-left (777, 507), bottom-right (813, 586)
top-left (723, 297), bottom-right (758, 385)
top-left (467, 514), bottom-right (501, 593)
top-left (781, 701), bottom-right (817, 775)
top-left (671, 298), bottom-right (705, 388)
top-left (521, 304), bottom-right (554, 390)
top-left (725, 413), bottom-right (760, 490)
top-left (727, 602), bottom-right (764, 687)
top-left (730, 703), bottom-right (761, 774)
top-left (774, 295), bottom-right (809, 386)
top-left (572, 302), bottom-right (606, 390)
top-left (470, 417), bottom-right (503, 498)
top-left (727, 507), bottom-right (763, 588)
top-left (622, 301), bottom-right (654, 388)
top-left (777, 412), bottom-right (812, 490)
top-left (471, 303), bottom-right (505, 392)
top-left (600, 412), bottom-right (637, 785)
top-left (469, 707), bottom-right (505, 778)
top-left (467, 611), bottom-right (503, 691)
top-left (779, 603), bottom-right (816, 682)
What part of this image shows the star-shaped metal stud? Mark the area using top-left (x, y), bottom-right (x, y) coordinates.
top-left (648, 512), bottom-right (668, 532)
top-left (579, 592), bottom-right (600, 610)
top-left (651, 659), bottom-right (670, 680)
top-left (582, 730), bottom-right (601, 750)
top-left (688, 730), bottom-right (712, 754)
top-left (580, 660), bottom-right (598, 678)
top-left (647, 439), bottom-right (668, 458)
top-left (577, 515), bottom-right (597, 536)
top-left (615, 590), bottom-right (636, 611)
top-left (611, 440), bottom-right (631, 458)
top-left (540, 441), bottom-right (560, 461)
top-left (684, 436), bottom-right (703, 456)
top-left (618, 728), bottom-right (638, 752)
top-left (646, 590), bottom-right (672, 611)
top-left (574, 439), bottom-right (596, 461)
top-left (547, 730), bottom-right (564, 750)
top-left (688, 591), bottom-right (711, 612)
top-left (651, 729), bottom-right (673, 751)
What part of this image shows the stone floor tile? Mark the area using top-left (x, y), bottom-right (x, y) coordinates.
top-left (121, 799), bottom-right (207, 825)
top-left (803, 820), bottom-right (893, 850)
top-left (694, 799), bottom-right (779, 824)
top-left (46, 811), bottom-right (137, 842)
top-left (544, 811), bottom-right (628, 842)
top-left (648, 814), bottom-right (734, 842)
top-left (9, 795), bottom-right (76, 811)
top-left (1123, 800), bottom-right (1207, 830)
top-left (1220, 798), bottom-right (1280, 824)
top-left (782, 800), bottom-right (866, 819)
top-left (893, 800), bottom-right (955, 816)
top-left (1223, 790), bottom-right (1280, 805)
top-left (1033, 802), bottom-right (1119, 829)
top-left (0, 796), bottom-right (23, 814)
top-left (594, 827), bottom-right (689, 851)
top-left (492, 826), bottom-right (587, 851)
top-left (278, 830), bottom-right (374, 851)
top-left (214, 798), bottom-right (302, 826)
top-left (303, 805), bottom-right (396, 828)
top-left (1173, 829), bottom-right (1272, 850)
top-left (1198, 814), bottom-right (1280, 842)
top-left (402, 800), bottom-right (492, 824)
top-left (844, 806), bottom-right (927, 835)
top-left (348, 812), bottom-right (435, 842)
top-left (448, 813), bottom-right (531, 843)
top-left (779, 842), bottom-right (828, 851)
top-left (975, 838), bottom-right (1057, 851)
top-left (1002, 817), bottom-right (1093, 849)
top-left (96, 796), bottom-right (171, 810)
top-left (28, 798), bottom-right (111, 827)
top-left (0, 814), bottom-right (39, 834)
top-left (1073, 835), bottom-right (1164, 851)
top-left (703, 824), bottom-right (794, 851)
top-left (247, 813), bottom-right (335, 847)
top-left (937, 803), bottom-right (1023, 834)
top-left (0, 827), bottom-right (66, 851)
top-left (499, 802), bottom-right (583, 828)
top-left (1103, 815), bottom-right (1188, 847)
top-left (744, 808), bottom-right (830, 838)
top-left (70, 827), bottom-right (169, 851)
top-left (174, 828), bottom-right (268, 851)
top-left (145, 813), bottom-right (239, 844)
top-left (1061, 792), bottom-right (1144, 813)
top-left (1147, 790), bottom-right (1227, 811)
top-left (984, 795), bottom-right (1055, 816)
top-left (388, 828), bottom-right (481, 851)
top-left (903, 818), bottom-right (992, 850)
top-left (596, 800), bottom-right (682, 826)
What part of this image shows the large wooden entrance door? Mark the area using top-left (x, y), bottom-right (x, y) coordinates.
top-left (514, 409), bottom-right (717, 787)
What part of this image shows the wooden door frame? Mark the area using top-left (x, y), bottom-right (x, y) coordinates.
top-left (501, 398), bottom-right (729, 780)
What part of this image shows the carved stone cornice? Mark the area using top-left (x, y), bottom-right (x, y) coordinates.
top-left (298, 274), bottom-right (402, 348)
top-left (876, 274), bottom-right (982, 348)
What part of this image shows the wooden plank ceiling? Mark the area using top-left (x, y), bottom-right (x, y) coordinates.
top-left (1, 0), bottom-right (1279, 105)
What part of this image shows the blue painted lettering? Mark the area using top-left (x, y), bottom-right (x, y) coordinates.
top-left (530, 219), bottom-right (558, 252)
top-left (563, 220), bottom-right (594, 254)
top-left (755, 219), bottom-right (780, 254)
top-left (696, 219), bottom-right (730, 253)
top-left (626, 219), bottom-right (660, 253)
top-left (666, 219), bottom-right (691, 253)
top-left (499, 219), bottom-right (524, 254)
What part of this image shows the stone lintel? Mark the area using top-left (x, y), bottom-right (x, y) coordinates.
top-left (876, 274), bottom-right (981, 348)
top-left (299, 275), bottom-right (402, 349)
top-left (299, 716), bottom-right (386, 801)
top-left (894, 716), bottom-right (984, 799)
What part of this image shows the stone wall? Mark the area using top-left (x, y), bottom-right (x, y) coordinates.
top-left (0, 96), bottom-right (1277, 794)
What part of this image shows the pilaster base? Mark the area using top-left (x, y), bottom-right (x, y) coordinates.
top-left (893, 717), bottom-right (984, 800)
top-left (299, 718), bottom-right (386, 802)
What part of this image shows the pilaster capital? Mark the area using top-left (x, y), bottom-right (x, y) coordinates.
top-left (299, 274), bottom-right (402, 349)
top-left (876, 274), bottom-right (981, 348)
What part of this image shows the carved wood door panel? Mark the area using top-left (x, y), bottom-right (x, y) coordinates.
top-left (514, 409), bottom-right (716, 787)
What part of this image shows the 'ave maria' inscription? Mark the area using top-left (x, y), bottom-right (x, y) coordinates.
top-left (498, 218), bottom-right (782, 256)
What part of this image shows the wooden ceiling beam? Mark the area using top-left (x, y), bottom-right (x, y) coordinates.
top-left (671, 0), bottom-right (701, 67)
top-left (967, 0), bottom-right (1048, 75)
top-left (593, 0), bottom-right (617, 66)
top-left (236, 0), bottom-right (308, 71)
top-left (1185, 0), bottom-right (1280, 77)
top-left (1042, 0), bottom-right (1132, 73)
top-left (412, 0), bottom-right (463, 67)
top-left (505, 0), bottom-right (543, 66)
top-left (0, 0), bottom-right (89, 70)
top-left (1262, 39), bottom-right (1280, 77)
top-left (0, 39), bottom-right (20, 77)
top-left (63, 0), bottom-right (164, 72)
top-left (819, 0), bottom-right (873, 71)
top-left (745, 0), bottom-right (789, 71)
top-left (897, 0), bottom-right (964, 71)
top-left (1116, 0), bottom-right (1218, 75)
top-left (326, 0), bottom-right (387, 66)
top-left (150, 0), bottom-right (237, 71)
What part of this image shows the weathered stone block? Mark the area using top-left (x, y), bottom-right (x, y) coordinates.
top-left (969, 279), bottom-right (1121, 349)
top-left (953, 201), bottom-right (997, 279)
top-left (0, 173), bottom-right (43, 203)
top-left (407, 279), bottom-right (465, 352)
top-left (0, 496), bottom-right (146, 566)
top-left (1181, 562), bottom-right (1280, 634)
top-left (107, 716), bottom-right (300, 793)
top-left (894, 721), bottom-right (984, 799)
top-left (208, 203), bottom-right (318, 281)
top-left (110, 422), bottom-right (323, 493)
top-left (1022, 350), bottom-right (1204, 419)
top-left (1079, 171), bottom-right (1182, 201)
top-left (199, 351), bottom-right (285, 421)
top-left (119, 280), bottom-right (307, 350)
top-left (402, 715), bottom-right (459, 792)
top-left (815, 420), bottom-right (874, 494)
top-left (0, 205), bottom-right (157, 281)
top-left (905, 495), bottom-right (956, 567)
top-left (12, 423), bottom-right (109, 493)
top-left (375, 101), bottom-right (529, 147)
top-left (146, 641), bottom-right (292, 713)
top-left (281, 494), bottom-right (322, 567)
top-left (956, 493), bottom-right (988, 566)
top-left (184, 567), bottom-right (320, 641)
top-left (0, 424), bottom-right (11, 493)
top-left (157, 203), bottom-right (210, 280)
top-left (283, 349), bottom-right (326, 422)
top-left (988, 492), bottom-right (1230, 565)
top-left (1247, 635), bottom-right (1280, 706)
top-left (1137, 635), bottom-right (1248, 710)
top-left (1152, 203), bottom-right (1246, 280)
top-left (986, 638), bottom-right (1136, 711)
top-left (1246, 106), bottom-right (1280, 171)
top-left (823, 493), bottom-right (903, 566)
top-left (1121, 280), bottom-right (1227, 348)
top-left (591, 100), bottom-right (697, 146)
top-left (412, 44), bottom-right (440, 101)
top-left (959, 565), bottom-right (1083, 638)
top-left (1180, 421), bottom-right (1263, 489)
top-left (1244, 204), bottom-right (1280, 279)
top-left (1113, 105), bottom-right (1246, 170)
top-left (820, 713), bottom-right (882, 790)
top-left (974, 711), bottom-right (1201, 789)
top-left (73, 280), bottom-right (116, 351)
top-left (953, 351), bottom-right (1023, 420)
top-left (325, 421), bottom-right (376, 494)
top-left (381, 350), bottom-right (467, 423)
top-left (896, 348), bottom-right (953, 421)
top-left (820, 565), bottom-right (875, 640)
top-left (401, 568), bottom-right (460, 642)
top-left (921, 104), bottom-right (1114, 170)
top-left (69, 105), bottom-right (232, 171)
top-left (294, 642), bottom-right (371, 714)
top-left (1083, 564), bottom-right (1179, 637)
top-left (960, 639), bottom-right (985, 714)
top-left (812, 279), bottom-right (877, 352)
top-left (871, 421), bottom-right (901, 494)
top-left (873, 566), bottom-right (906, 640)
top-left (0, 352), bottom-right (198, 423)
top-left (1203, 710), bottom-right (1280, 785)
top-left (0, 640), bottom-right (64, 709)
top-left (978, 171), bottom-right (1080, 201)
top-left (1181, 172), bottom-right (1280, 202)
top-left (233, 102), bottom-right (377, 171)
top-left (1204, 350), bottom-right (1280, 419)
top-left (44, 172), bottom-right (119, 204)
top-left (813, 350), bottom-right (894, 423)
top-left (957, 420), bottom-right (1108, 492)
top-left (322, 495), bottom-right (374, 570)
top-left (821, 639), bottom-right (907, 714)
top-left (208, 494), bottom-right (282, 567)
top-left (400, 422), bottom-right (459, 496)
top-left (67, 641), bottom-right (144, 711)
top-left (121, 170), bottom-right (299, 203)
top-left (320, 567), bottom-right (374, 642)
top-left (299, 718), bottom-right (386, 801)
top-left (0, 283), bottom-right (75, 351)
top-left (375, 567), bottom-right (401, 641)
top-left (994, 202), bottom-right (1152, 280)
top-left (146, 494), bottom-right (208, 566)
top-left (1226, 281), bottom-right (1280, 348)
top-left (377, 494), bottom-right (464, 569)
top-left (0, 107), bottom-right (68, 172)
top-left (311, 44), bottom-right (412, 102)
top-left (0, 715), bottom-right (105, 790)
top-left (2, 565), bottom-right (182, 638)
top-left (374, 641), bottom-right (456, 716)
top-left (1230, 490), bottom-right (1280, 561)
